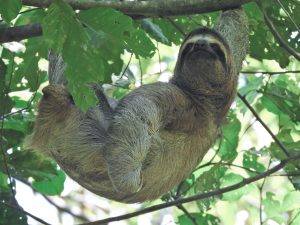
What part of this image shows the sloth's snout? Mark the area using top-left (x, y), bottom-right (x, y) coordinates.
top-left (194, 40), bottom-right (210, 50)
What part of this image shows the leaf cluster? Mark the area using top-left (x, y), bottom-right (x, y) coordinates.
top-left (0, 0), bottom-right (300, 224)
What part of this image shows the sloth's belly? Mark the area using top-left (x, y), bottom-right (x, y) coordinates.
top-left (51, 123), bottom-right (218, 203)
top-left (121, 128), bottom-right (218, 203)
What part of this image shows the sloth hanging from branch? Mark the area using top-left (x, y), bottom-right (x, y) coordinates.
top-left (25, 7), bottom-right (248, 203)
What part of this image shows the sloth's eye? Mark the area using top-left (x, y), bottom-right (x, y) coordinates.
top-left (210, 43), bottom-right (220, 52)
top-left (210, 43), bottom-right (226, 63)
top-left (185, 43), bottom-right (193, 51)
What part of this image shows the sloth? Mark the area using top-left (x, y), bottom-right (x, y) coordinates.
top-left (25, 9), bottom-right (248, 203)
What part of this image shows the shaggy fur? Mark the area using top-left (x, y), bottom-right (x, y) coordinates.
top-left (25, 8), bottom-right (248, 203)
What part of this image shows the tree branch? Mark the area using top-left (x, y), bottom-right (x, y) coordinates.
top-left (0, 24), bottom-right (42, 43)
top-left (237, 93), bottom-right (292, 158)
top-left (241, 70), bottom-right (300, 75)
top-left (238, 92), bottom-right (300, 171)
top-left (1, 0), bottom-right (252, 43)
top-left (260, 8), bottom-right (300, 61)
top-left (79, 153), bottom-right (300, 225)
top-left (22, 0), bottom-right (252, 16)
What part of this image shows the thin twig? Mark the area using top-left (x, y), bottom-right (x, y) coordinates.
top-left (273, 172), bottom-right (300, 177)
top-left (275, 0), bottom-right (300, 33)
top-left (1, 202), bottom-right (50, 225)
top-left (15, 176), bottom-right (90, 222)
top-left (241, 70), bottom-right (300, 75)
top-left (120, 53), bottom-right (133, 79)
top-left (259, 6), bottom-right (300, 61)
top-left (79, 153), bottom-right (300, 225)
top-left (43, 195), bottom-right (90, 222)
top-left (238, 92), bottom-right (300, 172)
top-left (173, 192), bottom-right (198, 225)
top-left (187, 16), bottom-right (202, 26)
top-left (240, 119), bottom-right (257, 140)
top-left (138, 58), bottom-right (143, 85)
top-left (166, 17), bottom-right (187, 36)
top-left (157, 42), bottom-right (162, 74)
top-left (210, 162), bottom-right (260, 174)
top-left (259, 160), bottom-right (271, 225)
top-left (15, 177), bottom-right (89, 221)
top-left (238, 93), bottom-right (289, 157)
top-left (177, 204), bottom-right (199, 225)
top-left (0, 90), bottom-right (38, 120)
top-left (289, 210), bottom-right (300, 225)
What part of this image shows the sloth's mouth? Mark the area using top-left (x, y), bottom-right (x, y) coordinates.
top-left (189, 48), bottom-right (216, 59)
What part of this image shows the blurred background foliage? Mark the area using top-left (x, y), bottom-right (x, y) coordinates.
top-left (0, 0), bottom-right (300, 224)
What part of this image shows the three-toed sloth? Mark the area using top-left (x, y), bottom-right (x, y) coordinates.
top-left (26, 9), bottom-right (247, 203)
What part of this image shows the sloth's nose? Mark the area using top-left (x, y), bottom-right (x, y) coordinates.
top-left (194, 40), bottom-right (209, 49)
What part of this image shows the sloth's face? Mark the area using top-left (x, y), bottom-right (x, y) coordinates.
top-left (180, 35), bottom-right (227, 67)
top-left (183, 35), bottom-right (229, 83)
top-left (174, 30), bottom-right (232, 90)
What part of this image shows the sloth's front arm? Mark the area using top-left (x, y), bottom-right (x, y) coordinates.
top-left (103, 82), bottom-right (187, 193)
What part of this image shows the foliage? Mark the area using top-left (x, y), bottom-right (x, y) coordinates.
top-left (0, 0), bottom-right (299, 224)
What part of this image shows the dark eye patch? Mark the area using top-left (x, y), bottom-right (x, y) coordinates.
top-left (210, 43), bottom-right (226, 64)
top-left (181, 43), bottom-right (193, 60)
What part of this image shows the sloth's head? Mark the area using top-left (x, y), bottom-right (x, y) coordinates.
top-left (172, 28), bottom-right (235, 94)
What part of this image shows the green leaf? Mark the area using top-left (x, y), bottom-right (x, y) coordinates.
top-left (176, 174), bottom-right (195, 197)
top-left (245, 1), bottom-right (298, 67)
top-left (218, 114), bottom-right (241, 162)
top-left (263, 192), bottom-right (282, 219)
top-left (178, 213), bottom-right (220, 225)
top-left (221, 173), bottom-right (255, 201)
top-left (152, 18), bottom-right (183, 46)
top-left (42, 0), bottom-right (110, 111)
top-left (140, 19), bottom-right (169, 45)
top-left (0, 0), bottom-right (21, 23)
top-left (15, 9), bottom-right (46, 25)
top-left (0, 171), bottom-right (10, 191)
top-left (79, 8), bottom-right (156, 58)
top-left (194, 166), bottom-right (227, 211)
top-left (112, 87), bottom-right (130, 99)
top-left (3, 119), bottom-right (28, 133)
top-left (290, 209), bottom-right (300, 225)
top-left (1, 129), bottom-right (24, 151)
top-left (32, 170), bottom-right (66, 195)
top-left (243, 151), bottom-right (266, 174)
top-left (13, 37), bottom-right (48, 92)
top-left (42, 0), bottom-right (77, 52)
top-left (8, 150), bottom-right (59, 181)
top-left (282, 191), bottom-right (300, 212)
top-left (260, 77), bottom-right (300, 124)
top-left (239, 75), bottom-right (264, 96)
top-left (63, 26), bottom-right (103, 111)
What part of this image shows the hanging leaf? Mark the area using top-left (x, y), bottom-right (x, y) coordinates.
top-left (0, 0), bottom-right (21, 23)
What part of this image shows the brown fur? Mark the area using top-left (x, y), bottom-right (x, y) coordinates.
top-left (25, 26), bottom-right (237, 203)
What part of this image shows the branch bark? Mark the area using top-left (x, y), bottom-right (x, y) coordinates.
top-left (0, 24), bottom-right (42, 43)
top-left (79, 153), bottom-right (300, 225)
top-left (22, 0), bottom-right (252, 16)
top-left (0, 0), bottom-right (252, 43)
